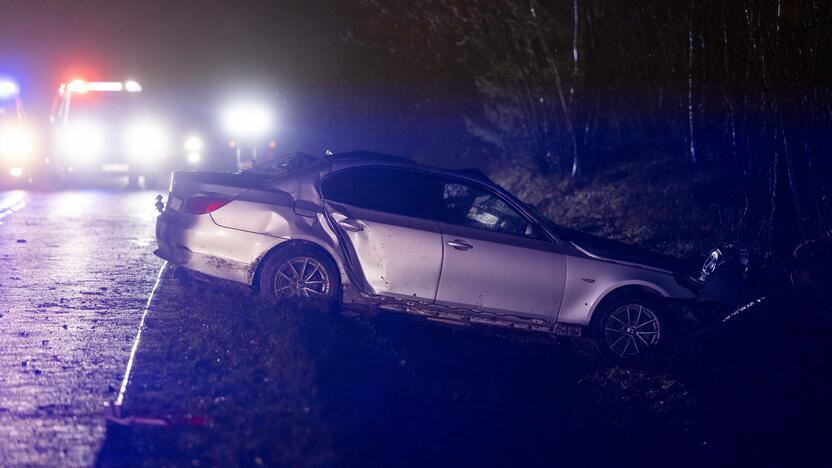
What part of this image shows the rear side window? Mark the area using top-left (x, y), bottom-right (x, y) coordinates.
top-left (321, 167), bottom-right (439, 219)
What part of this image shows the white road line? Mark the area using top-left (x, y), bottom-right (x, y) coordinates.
top-left (0, 190), bottom-right (28, 223)
top-left (114, 261), bottom-right (168, 407)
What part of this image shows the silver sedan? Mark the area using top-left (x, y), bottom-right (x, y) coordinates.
top-left (155, 151), bottom-right (709, 361)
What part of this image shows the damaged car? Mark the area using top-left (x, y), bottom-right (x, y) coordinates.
top-left (155, 151), bottom-right (726, 361)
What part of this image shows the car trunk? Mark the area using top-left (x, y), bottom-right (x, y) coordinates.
top-left (163, 171), bottom-right (272, 216)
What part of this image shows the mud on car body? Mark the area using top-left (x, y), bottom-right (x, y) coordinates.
top-left (155, 151), bottom-right (729, 362)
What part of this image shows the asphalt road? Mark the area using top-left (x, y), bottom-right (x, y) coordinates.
top-left (0, 189), bottom-right (163, 465)
top-left (1, 188), bottom-right (720, 467)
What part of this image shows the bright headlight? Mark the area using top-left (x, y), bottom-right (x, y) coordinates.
top-left (222, 103), bottom-right (271, 139)
top-left (0, 80), bottom-right (18, 98)
top-left (125, 121), bottom-right (168, 161)
top-left (186, 152), bottom-right (201, 164)
top-left (59, 122), bottom-right (104, 162)
top-left (0, 125), bottom-right (36, 160)
top-left (184, 135), bottom-right (203, 152)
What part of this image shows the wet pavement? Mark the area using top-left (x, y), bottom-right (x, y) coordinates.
top-left (0, 189), bottom-right (162, 466)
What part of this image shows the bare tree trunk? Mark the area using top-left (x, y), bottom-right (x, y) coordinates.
top-left (721, 13), bottom-right (742, 238)
top-left (801, 91), bottom-right (826, 236)
top-left (528, 0), bottom-right (580, 178)
top-left (571, 0), bottom-right (579, 100)
top-left (773, 2), bottom-right (807, 242)
top-left (778, 112), bottom-right (806, 241)
top-left (687, 5), bottom-right (697, 168)
top-left (571, 0), bottom-right (582, 177)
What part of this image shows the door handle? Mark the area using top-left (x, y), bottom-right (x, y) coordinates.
top-left (446, 239), bottom-right (473, 250)
top-left (337, 219), bottom-right (364, 232)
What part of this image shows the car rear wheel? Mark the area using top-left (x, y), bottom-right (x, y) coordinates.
top-left (259, 247), bottom-right (340, 309)
top-left (592, 295), bottom-right (670, 363)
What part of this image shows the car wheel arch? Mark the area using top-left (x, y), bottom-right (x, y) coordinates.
top-left (251, 239), bottom-right (343, 293)
top-left (586, 284), bottom-right (667, 331)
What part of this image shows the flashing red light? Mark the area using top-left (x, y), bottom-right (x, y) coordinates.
top-left (184, 195), bottom-right (233, 215)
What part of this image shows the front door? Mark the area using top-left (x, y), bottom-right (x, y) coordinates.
top-left (433, 179), bottom-right (566, 319)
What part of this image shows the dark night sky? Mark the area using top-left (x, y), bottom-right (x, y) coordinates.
top-left (0, 0), bottom-right (463, 158)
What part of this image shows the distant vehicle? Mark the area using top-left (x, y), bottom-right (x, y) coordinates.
top-left (154, 151), bottom-right (722, 361)
top-left (0, 79), bottom-right (37, 186)
top-left (49, 79), bottom-right (173, 187)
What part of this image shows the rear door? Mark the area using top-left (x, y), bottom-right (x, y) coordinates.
top-left (434, 178), bottom-right (566, 319)
top-left (320, 167), bottom-right (443, 301)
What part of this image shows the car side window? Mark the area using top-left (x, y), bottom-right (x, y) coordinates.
top-left (320, 167), bottom-right (437, 219)
top-left (440, 181), bottom-right (529, 236)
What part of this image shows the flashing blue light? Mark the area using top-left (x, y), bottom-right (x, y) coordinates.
top-left (0, 80), bottom-right (19, 99)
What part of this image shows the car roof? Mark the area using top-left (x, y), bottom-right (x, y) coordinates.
top-left (328, 150), bottom-right (494, 184)
top-left (329, 150), bottom-right (410, 163)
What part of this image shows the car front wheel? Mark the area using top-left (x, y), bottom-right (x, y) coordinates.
top-left (592, 295), bottom-right (670, 363)
top-left (259, 247), bottom-right (341, 309)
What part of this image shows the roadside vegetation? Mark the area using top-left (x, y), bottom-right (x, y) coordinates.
top-left (353, 0), bottom-right (831, 260)
top-left (492, 157), bottom-right (735, 258)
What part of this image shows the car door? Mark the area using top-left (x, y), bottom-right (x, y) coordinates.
top-left (320, 166), bottom-right (444, 301)
top-left (434, 178), bottom-right (567, 319)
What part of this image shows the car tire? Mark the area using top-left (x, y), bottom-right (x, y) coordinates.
top-left (259, 246), bottom-right (341, 310)
top-left (592, 294), bottom-right (671, 364)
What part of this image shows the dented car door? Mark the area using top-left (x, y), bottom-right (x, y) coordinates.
top-left (320, 167), bottom-right (444, 301)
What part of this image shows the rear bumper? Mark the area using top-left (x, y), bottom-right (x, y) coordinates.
top-left (155, 211), bottom-right (287, 285)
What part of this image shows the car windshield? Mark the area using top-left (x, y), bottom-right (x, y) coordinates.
top-left (525, 204), bottom-right (584, 242)
top-left (246, 151), bottom-right (323, 177)
top-left (525, 204), bottom-right (557, 229)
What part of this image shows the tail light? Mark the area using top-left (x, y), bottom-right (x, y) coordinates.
top-left (184, 195), bottom-right (233, 214)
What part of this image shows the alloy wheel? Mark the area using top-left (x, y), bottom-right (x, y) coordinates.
top-left (603, 303), bottom-right (662, 358)
top-left (274, 256), bottom-right (331, 299)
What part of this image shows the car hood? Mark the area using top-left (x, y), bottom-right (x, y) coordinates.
top-left (552, 226), bottom-right (691, 273)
